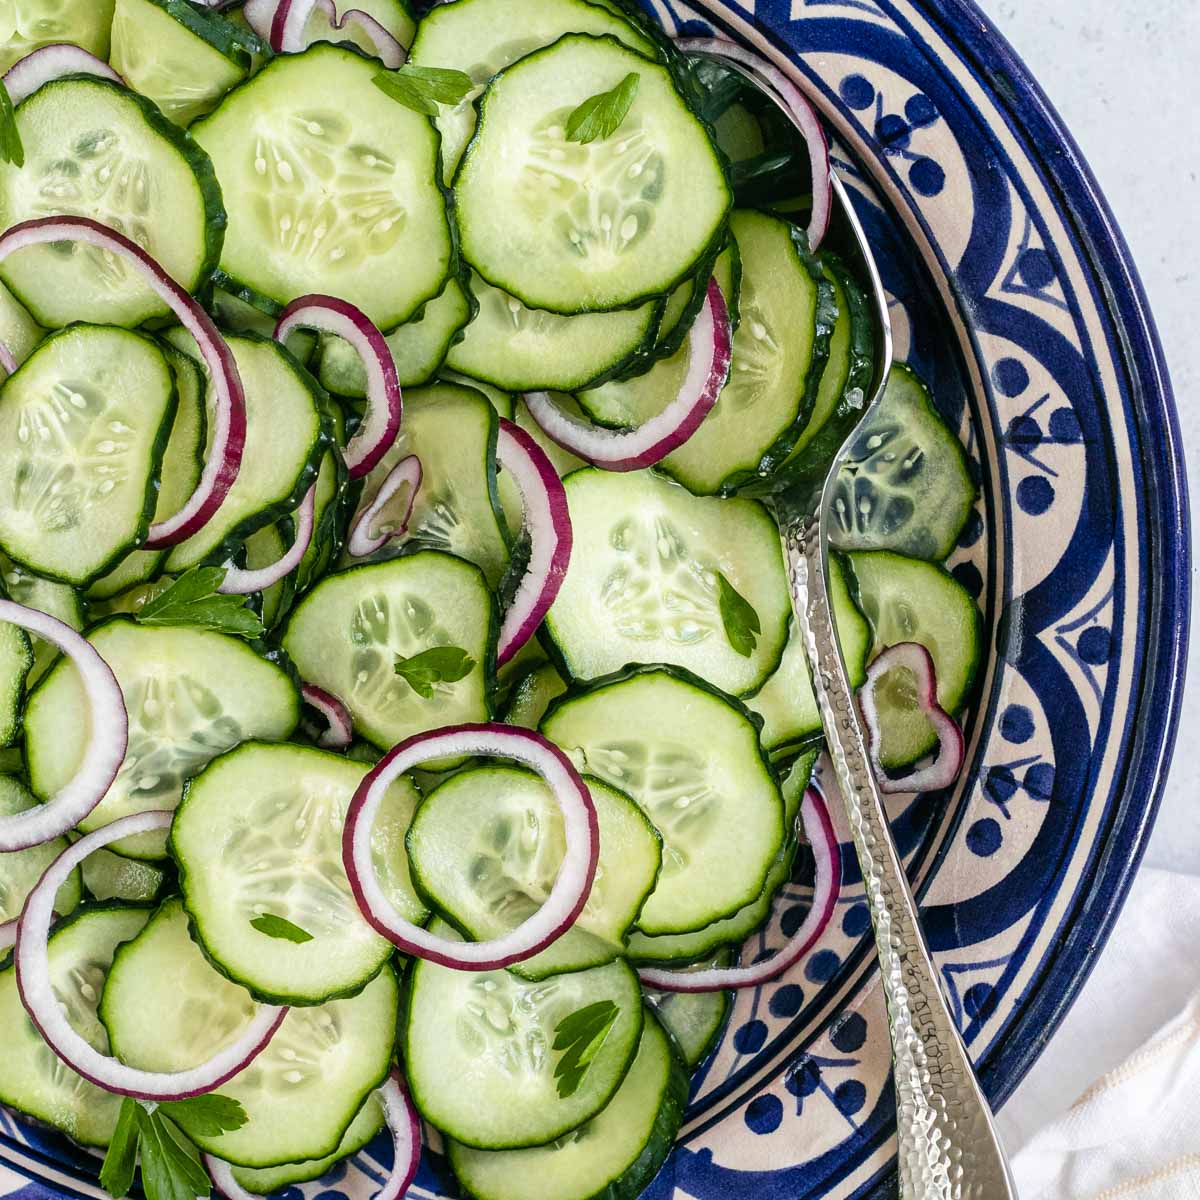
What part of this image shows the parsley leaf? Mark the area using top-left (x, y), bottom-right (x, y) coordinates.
top-left (552, 1000), bottom-right (620, 1099)
top-left (0, 78), bottom-right (23, 168)
top-left (373, 65), bottom-right (475, 117)
top-left (716, 571), bottom-right (760, 658)
top-left (136, 567), bottom-right (265, 639)
top-left (99, 1098), bottom-right (140, 1199)
top-left (250, 913), bottom-right (314, 944)
top-left (394, 645), bottom-right (476, 699)
top-left (565, 73), bottom-right (640, 145)
top-left (161, 1093), bottom-right (248, 1139)
top-left (136, 1107), bottom-right (211, 1200)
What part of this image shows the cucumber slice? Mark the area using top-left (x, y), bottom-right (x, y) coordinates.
top-left (441, 370), bottom-right (516, 421)
top-left (25, 619), bottom-right (300, 859)
top-left (0, 607), bottom-right (31, 746)
top-left (515, 398), bottom-right (587, 476)
top-left (405, 918), bottom-right (644, 1149)
top-left (241, 522), bottom-right (296, 630)
top-left (0, 553), bottom-right (79, 684)
top-left (408, 0), bottom-right (658, 177)
top-left (746, 555), bottom-right (870, 753)
top-left (192, 43), bottom-right (453, 327)
top-left (447, 1008), bottom-right (687, 1200)
top-left (645, 958), bottom-right (731, 1067)
top-left (0, 776), bottom-right (81, 924)
top-left (345, 382), bottom-right (509, 587)
top-left (456, 34), bottom-right (730, 314)
top-left (296, 439), bottom-right (349, 596)
top-left (80, 846), bottom-right (165, 903)
top-left (101, 898), bottom-right (400, 1168)
top-left (231, 1095), bottom-right (384, 1193)
top-left (847, 551), bottom-right (983, 769)
top-left (577, 210), bottom-right (833, 495)
top-left (165, 334), bottom-right (326, 574)
top-left (210, 288), bottom-right (317, 365)
top-left (0, 77), bottom-right (222, 327)
top-left (407, 765), bottom-right (661, 979)
top-left (649, 234), bottom-right (740, 362)
top-left (0, 279), bottom-right (44, 370)
top-left (319, 276), bottom-right (474, 395)
top-left (0, 904), bottom-right (151, 1147)
top-left (87, 343), bottom-right (207, 601)
top-left (282, 553), bottom-right (496, 753)
top-left (444, 272), bottom-right (659, 393)
top-left (86, 574), bottom-right (175, 619)
top-left (0, 0), bottom-right (117, 72)
top-left (109, 0), bottom-right (249, 125)
top-left (545, 469), bottom-right (790, 697)
top-left (831, 364), bottom-right (976, 561)
top-left (504, 661), bottom-right (568, 729)
top-left (303, 0), bottom-right (415, 55)
top-left (541, 668), bottom-right (784, 935)
top-left (0, 325), bottom-right (177, 586)
top-left (173, 741), bottom-right (425, 1005)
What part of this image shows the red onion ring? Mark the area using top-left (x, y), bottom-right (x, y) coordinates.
top-left (15, 811), bottom-right (286, 1098)
top-left (274, 296), bottom-right (402, 481)
top-left (494, 421), bottom-right (572, 667)
top-left (344, 725), bottom-right (598, 970)
top-left (301, 683), bottom-right (353, 750)
top-left (206, 1070), bottom-right (420, 1200)
top-left (271, 0), bottom-right (405, 66)
top-left (0, 339), bottom-right (17, 376)
top-left (0, 217), bottom-right (247, 549)
top-left (241, 0), bottom-right (274, 36)
top-left (3, 44), bottom-right (124, 104)
top-left (0, 921), bottom-right (15, 952)
top-left (524, 279), bottom-right (731, 471)
top-left (218, 486), bottom-right (317, 595)
top-left (676, 38), bottom-right (832, 250)
top-left (346, 455), bottom-right (422, 559)
top-left (0, 602), bottom-right (126, 852)
top-left (859, 643), bottom-right (965, 794)
top-left (637, 784), bottom-right (840, 993)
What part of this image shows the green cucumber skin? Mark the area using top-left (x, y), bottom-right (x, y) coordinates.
top-left (141, 0), bottom-right (254, 66)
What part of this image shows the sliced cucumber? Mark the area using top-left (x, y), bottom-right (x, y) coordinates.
top-left (302, 0), bottom-right (415, 55)
top-left (0, 606), bottom-right (31, 746)
top-left (344, 382), bottom-right (509, 587)
top-left (243, 522), bottom-right (295, 630)
top-left (210, 287), bottom-right (317, 364)
top-left (173, 741), bottom-right (425, 1005)
top-left (0, 325), bottom-right (177, 586)
top-left (101, 898), bottom-right (400, 1168)
top-left (0, 904), bottom-right (151, 1147)
top-left (405, 918), bottom-right (644, 1148)
top-left (86, 574), bottom-right (175, 618)
top-left (441, 369), bottom-right (516, 421)
top-left (545, 469), bottom-right (790, 697)
top-left (0, 0), bottom-right (117, 72)
top-left (649, 233), bottom-right (740, 362)
top-left (847, 551), bottom-right (983, 769)
top-left (25, 619), bottom-right (300, 858)
top-left (282, 552), bottom-right (496, 752)
top-left (746, 555), bottom-right (870, 753)
top-left (645, 957), bottom-right (731, 1067)
top-left (0, 77), bottom-right (222, 327)
top-left (109, 0), bottom-right (249, 125)
top-left (831, 364), bottom-right (976, 561)
top-left (407, 766), bottom-right (661, 979)
top-left (444, 272), bottom-right (659, 393)
top-left (408, 0), bottom-right (658, 177)
top-left (165, 334), bottom-right (326, 573)
top-left (319, 276), bottom-right (474, 395)
top-left (456, 34), bottom-right (730, 314)
top-left (504, 661), bottom-right (568, 729)
top-left (448, 1008), bottom-right (687, 1200)
top-left (193, 43), bottom-right (453, 326)
top-left (542, 668), bottom-right (784, 935)
top-left (0, 553), bottom-right (78, 684)
top-left (80, 845), bottom-right (165, 903)
top-left (0, 279), bottom-right (44, 370)
top-left (0, 776), bottom-right (81, 923)
top-left (515, 398), bottom-right (587, 476)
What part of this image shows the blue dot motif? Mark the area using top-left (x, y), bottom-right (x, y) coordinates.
top-left (834, 1080), bottom-right (868, 1117)
top-left (830, 1012), bottom-right (867, 1053)
top-left (1078, 626), bottom-right (1112, 665)
top-left (905, 93), bottom-right (938, 127)
top-left (769, 984), bottom-right (805, 1019)
top-left (806, 949), bottom-right (841, 983)
top-left (967, 817), bottom-right (1003, 857)
top-left (952, 561), bottom-right (984, 600)
top-left (839, 74), bottom-right (875, 110)
top-left (875, 112), bottom-right (910, 149)
top-left (958, 508), bottom-right (984, 549)
top-left (1019, 247), bottom-right (1056, 289)
top-left (733, 1020), bottom-right (768, 1055)
top-left (1049, 407), bottom-right (1082, 442)
top-left (785, 1058), bottom-right (821, 1098)
top-left (993, 357), bottom-right (1029, 397)
top-left (745, 1094), bottom-right (783, 1135)
top-left (842, 903), bottom-right (870, 937)
top-left (985, 765), bottom-right (1018, 804)
top-left (964, 982), bottom-right (997, 1021)
top-left (781, 903), bottom-right (810, 938)
top-left (909, 157), bottom-right (945, 196)
top-left (1000, 705), bottom-right (1035, 744)
top-left (1025, 761), bottom-right (1055, 801)
top-left (1008, 414), bottom-right (1042, 446)
top-left (1017, 475), bottom-right (1055, 515)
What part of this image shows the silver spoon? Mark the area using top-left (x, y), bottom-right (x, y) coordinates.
top-left (692, 50), bottom-right (1019, 1200)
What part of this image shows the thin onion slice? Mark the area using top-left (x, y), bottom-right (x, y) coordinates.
top-left (495, 421), bottom-right (572, 666)
top-left (859, 642), bottom-right (965, 794)
top-left (15, 810), bottom-right (286, 1099)
top-left (0, 217), bottom-right (247, 549)
top-left (241, 0), bottom-right (274, 36)
top-left (524, 279), bottom-right (731, 471)
top-left (0, 921), bottom-right (15, 952)
top-left (0, 602), bottom-right (126, 852)
top-left (301, 683), bottom-right (353, 750)
top-left (347, 455), bottom-right (422, 559)
top-left (270, 0), bottom-right (405, 66)
top-left (274, 296), bottom-right (401, 480)
top-left (3, 43), bottom-right (124, 104)
top-left (344, 725), bottom-right (598, 969)
top-left (676, 38), bottom-right (832, 250)
top-left (219, 486), bottom-right (317, 595)
top-left (0, 339), bottom-right (17, 376)
top-left (637, 784), bottom-right (840, 993)
top-left (205, 1070), bottom-right (421, 1200)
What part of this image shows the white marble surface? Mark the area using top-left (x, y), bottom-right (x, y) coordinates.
top-left (975, 0), bottom-right (1200, 1145)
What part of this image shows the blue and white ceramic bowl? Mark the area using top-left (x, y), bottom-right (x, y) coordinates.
top-left (0, 3), bottom-right (1188, 1199)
